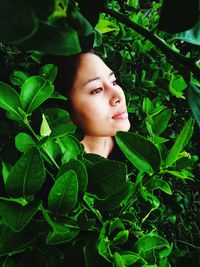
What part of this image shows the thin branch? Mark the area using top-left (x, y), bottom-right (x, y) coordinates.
top-left (102, 7), bottom-right (200, 81)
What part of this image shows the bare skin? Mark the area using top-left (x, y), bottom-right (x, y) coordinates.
top-left (69, 53), bottom-right (130, 157)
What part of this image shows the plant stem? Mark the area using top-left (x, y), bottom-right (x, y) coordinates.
top-left (26, 121), bottom-right (59, 169)
top-left (102, 7), bottom-right (200, 81)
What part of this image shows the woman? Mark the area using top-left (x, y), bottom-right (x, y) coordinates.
top-left (46, 51), bottom-right (130, 158)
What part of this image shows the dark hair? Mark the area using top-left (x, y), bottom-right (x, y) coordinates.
top-left (42, 53), bottom-right (82, 99)
top-left (42, 50), bottom-right (100, 96)
top-left (41, 51), bottom-right (99, 112)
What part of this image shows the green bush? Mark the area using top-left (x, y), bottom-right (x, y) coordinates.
top-left (0, 1), bottom-right (200, 266)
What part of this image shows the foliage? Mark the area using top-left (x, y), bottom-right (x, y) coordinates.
top-left (0, 0), bottom-right (200, 266)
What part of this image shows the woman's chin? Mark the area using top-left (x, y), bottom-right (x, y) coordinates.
top-left (114, 119), bottom-right (131, 134)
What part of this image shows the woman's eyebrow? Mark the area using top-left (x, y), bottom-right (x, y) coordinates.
top-left (84, 71), bottom-right (114, 86)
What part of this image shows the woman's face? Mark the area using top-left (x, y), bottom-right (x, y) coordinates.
top-left (69, 53), bottom-right (130, 137)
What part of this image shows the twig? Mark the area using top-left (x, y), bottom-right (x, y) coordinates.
top-left (102, 7), bottom-right (200, 81)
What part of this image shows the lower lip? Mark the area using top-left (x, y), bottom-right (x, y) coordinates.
top-left (112, 112), bottom-right (128, 119)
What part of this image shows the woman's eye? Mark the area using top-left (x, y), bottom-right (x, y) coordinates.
top-left (112, 80), bottom-right (118, 86)
top-left (91, 88), bottom-right (103, 95)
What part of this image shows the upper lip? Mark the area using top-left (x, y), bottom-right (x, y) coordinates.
top-left (112, 109), bottom-right (126, 118)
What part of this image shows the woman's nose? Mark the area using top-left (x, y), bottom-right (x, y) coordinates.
top-left (110, 90), bottom-right (124, 106)
top-left (111, 97), bottom-right (121, 106)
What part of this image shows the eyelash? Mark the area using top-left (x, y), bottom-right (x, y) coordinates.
top-left (90, 80), bottom-right (118, 95)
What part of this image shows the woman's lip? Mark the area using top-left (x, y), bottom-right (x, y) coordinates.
top-left (112, 111), bottom-right (128, 119)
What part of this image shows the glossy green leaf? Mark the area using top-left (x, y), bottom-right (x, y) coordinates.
top-left (5, 147), bottom-right (45, 197)
top-left (40, 113), bottom-right (52, 136)
top-left (152, 110), bottom-right (171, 135)
top-left (46, 221), bottom-right (79, 245)
top-left (20, 76), bottom-right (54, 113)
top-left (108, 218), bottom-right (125, 236)
top-left (1, 162), bottom-right (12, 184)
top-left (43, 108), bottom-right (70, 128)
top-left (113, 230), bottom-right (129, 245)
top-left (48, 170), bottom-right (78, 215)
top-left (39, 64), bottom-right (58, 83)
top-left (113, 252), bottom-right (125, 267)
top-left (169, 74), bottom-right (187, 99)
top-left (58, 159), bottom-right (88, 195)
top-left (18, 22), bottom-right (81, 56)
top-left (42, 138), bottom-right (61, 163)
top-left (0, 81), bottom-right (22, 120)
top-left (87, 160), bottom-right (127, 199)
top-left (188, 82), bottom-right (200, 128)
top-left (120, 251), bottom-right (145, 265)
top-left (175, 19), bottom-right (200, 45)
top-left (152, 105), bottom-right (167, 116)
top-left (0, 200), bottom-right (41, 232)
top-left (15, 132), bottom-right (36, 153)
top-left (50, 123), bottom-right (76, 138)
top-left (163, 169), bottom-right (194, 180)
top-left (135, 234), bottom-right (169, 253)
top-left (115, 132), bottom-right (161, 174)
top-left (145, 178), bottom-right (172, 195)
top-left (164, 117), bottom-right (195, 167)
top-left (0, 225), bottom-right (37, 256)
top-left (94, 182), bottom-right (134, 211)
top-left (142, 97), bottom-right (154, 115)
top-left (10, 70), bottom-right (30, 87)
top-left (0, 0), bottom-right (37, 44)
top-left (96, 19), bottom-right (119, 34)
top-left (56, 135), bottom-right (81, 163)
top-left (67, 5), bottom-right (93, 36)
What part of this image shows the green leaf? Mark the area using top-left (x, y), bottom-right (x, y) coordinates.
top-left (0, 81), bottom-right (23, 120)
top-left (15, 132), bottom-right (36, 153)
top-left (120, 251), bottom-right (145, 265)
top-left (10, 70), bottom-right (30, 87)
top-left (18, 22), bottom-right (81, 56)
top-left (0, 0), bottom-right (37, 44)
top-left (67, 5), bottom-right (93, 36)
top-left (115, 132), bottom-right (161, 174)
top-left (175, 19), bottom-right (200, 46)
top-left (5, 147), bottom-right (45, 197)
top-left (46, 221), bottom-right (79, 245)
top-left (1, 162), bottom-right (12, 184)
top-left (0, 225), bottom-right (37, 256)
top-left (164, 117), bottom-right (195, 167)
top-left (163, 169), bottom-right (194, 180)
top-left (145, 178), bottom-right (172, 195)
top-left (43, 108), bottom-right (70, 128)
top-left (152, 110), bottom-right (171, 135)
top-left (56, 135), bottom-right (81, 163)
top-left (40, 113), bottom-right (52, 136)
top-left (50, 123), bottom-right (76, 138)
top-left (58, 159), bottom-right (88, 195)
top-left (0, 200), bottom-right (41, 232)
top-left (87, 160), bottom-right (127, 199)
top-left (94, 182), bottom-right (134, 211)
top-left (48, 170), bottom-right (78, 215)
top-left (108, 218), bottom-right (125, 236)
top-left (113, 252), bottom-right (125, 267)
top-left (42, 138), bottom-right (61, 163)
top-left (142, 97), bottom-right (154, 115)
top-left (135, 234), bottom-right (169, 253)
top-left (113, 230), bottom-right (129, 245)
top-left (188, 83), bottom-right (200, 128)
top-left (96, 19), bottom-right (119, 34)
top-left (48, 91), bottom-right (68, 100)
top-left (169, 74), bottom-right (187, 99)
top-left (39, 64), bottom-right (58, 83)
top-left (20, 76), bottom-right (54, 113)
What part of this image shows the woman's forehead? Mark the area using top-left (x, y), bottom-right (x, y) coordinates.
top-left (76, 53), bottom-right (112, 82)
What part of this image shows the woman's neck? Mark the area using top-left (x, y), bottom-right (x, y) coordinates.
top-left (81, 136), bottom-right (114, 158)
